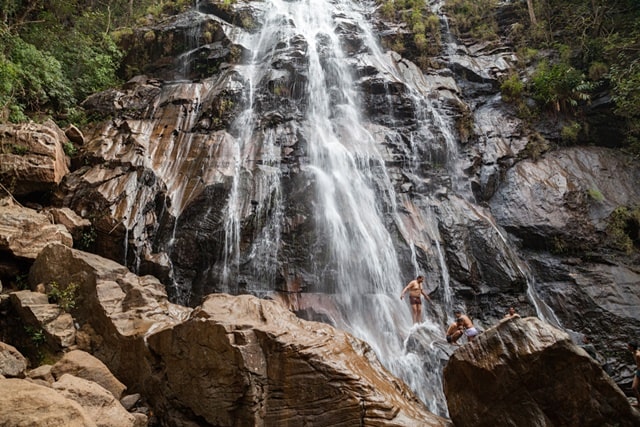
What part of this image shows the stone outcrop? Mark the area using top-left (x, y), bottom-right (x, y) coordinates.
top-left (443, 316), bottom-right (640, 427)
top-left (0, 120), bottom-right (70, 196)
top-left (10, 290), bottom-right (76, 348)
top-left (52, 374), bottom-right (140, 427)
top-left (146, 293), bottom-right (450, 426)
top-left (28, 243), bottom-right (192, 391)
top-left (51, 350), bottom-right (127, 400)
top-left (0, 341), bottom-right (28, 377)
top-left (0, 197), bottom-right (73, 260)
top-left (23, 243), bottom-right (449, 425)
top-left (0, 378), bottom-right (97, 427)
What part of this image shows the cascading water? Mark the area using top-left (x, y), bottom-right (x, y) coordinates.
top-left (211, 0), bottom-right (452, 414)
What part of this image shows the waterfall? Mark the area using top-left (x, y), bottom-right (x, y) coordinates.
top-left (213, 0), bottom-right (450, 414)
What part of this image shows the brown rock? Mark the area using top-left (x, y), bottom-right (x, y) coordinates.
top-left (147, 293), bottom-right (450, 426)
top-left (0, 378), bottom-right (97, 426)
top-left (0, 198), bottom-right (73, 260)
top-left (0, 120), bottom-right (70, 196)
top-left (443, 316), bottom-right (640, 427)
top-left (51, 350), bottom-right (127, 400)
top-left (9, 290), bottom-right (76, 348)
top-left (53, 373), bottom-right (138, 427)
top-left (0, 341), bottom-right (28, 378)
top-left (45, 206), bottom-right (92, 241)
top-left (27, 364), bottom-right (55, 383)
top-left (29, 243), bottom-right (192, 392)
top-left (65, 124), bottom-right (85, 145)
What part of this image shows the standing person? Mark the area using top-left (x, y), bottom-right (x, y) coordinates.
top-left (629, 342), bottom-right (640, 407)
top-left (454, 310), bottom-right (479, 341)
top-left (400, 275), bottom-right (432, 324)
top-left (446, 318), bottom-right (465, 345)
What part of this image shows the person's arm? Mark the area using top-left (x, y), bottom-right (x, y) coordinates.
top-left (421, 287), bottom-right (431, 302)
top-left (400, 283), bottom-right (411, 299)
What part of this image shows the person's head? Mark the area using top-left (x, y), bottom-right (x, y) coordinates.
top-left (454, 310), bottom-right (462, 318)
top-left (508, 307), bottom-right (516, 315)
top-left (629, 342), bottom-right (638, 351)
top-left (417, 275), bottom-right (424, 282)
top-left (456, 318), bottom-right (464, 325)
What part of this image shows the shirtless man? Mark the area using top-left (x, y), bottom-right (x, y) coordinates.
top-left (446, 318), bottom-right (464, 345)
top-left (629, 342), bottom-right (640, 407)
top-left (454, 310), bottom-right (479, 341)
top-left (400, 275), bottom-right (432, 324)
top-left (504, 307), bottom-right (518, 319)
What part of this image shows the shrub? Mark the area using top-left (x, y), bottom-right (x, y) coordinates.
top-left (500, 73), bottom-right (524, 103)
top-left (48, 281), bottom-right (79, 312)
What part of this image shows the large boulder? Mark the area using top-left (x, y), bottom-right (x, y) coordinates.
top-left (51, 350), bottom-right (127, 400)
top-left (0, 378), bottom-right (97, 427)
top-left (52, 373), bottom-right (140, 427)
top-left (443, 316), bottom-right (640, 427)
top-left (0, 120), bottom-right (70, 196)
top-left (29, 243), bottom-right (192, 391)
top-left (0, 341), bottom-right (28, 377)
top-left (0, 198), bottom-right (73, 260)
top-left (146, 293), bottom-right (450, 426)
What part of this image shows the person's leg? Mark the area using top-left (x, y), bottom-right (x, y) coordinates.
top-left (411, 304), bottom-right (419, 323)
top-left (633, 374), bottom-right (640, 406)
top-left (415, 304), bottom-right (422, 323)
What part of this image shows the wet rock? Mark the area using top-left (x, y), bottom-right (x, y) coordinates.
top-left (443, 316), bottom-right (640, 427)
top-left (146, 293), bottom-right (451, 426)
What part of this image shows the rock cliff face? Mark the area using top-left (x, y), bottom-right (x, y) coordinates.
top-left (21, 243), bottom-right (450, 426)
top-left (0, 0), bottom-right (639, 424)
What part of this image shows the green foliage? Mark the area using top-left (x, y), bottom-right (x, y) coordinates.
top-left (444, 0), bottom-right (499, 41)
top-left (24, 325), bottom-right (46, 346)
top-left (0, 25), bottom-right (74, 121)
top-left (530, 60), bottom-right (592, 113)
top-left (48, 281), bottom-right (79, 312)
top-left (500, 73), bottom-right (524, 103)
top-left (610, 61), bottom-right (640, 155)
top-left (63, 141), bottom-right (77, 157)
top-left (587, 187), bottom-right (604, 202)
top-left (560, 121), bottom-right (581, 143)
top-left (11, 143), bottom-right (28, 154)
top-left (606, 206), bottom-right (640, 254)
top-left (78, 227), bottom-right (97, 251)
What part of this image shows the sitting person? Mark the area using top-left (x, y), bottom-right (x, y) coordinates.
top-left (454, 310), bottom-right (479, 341)
top-left (446, 319), bottom-right (465, 345)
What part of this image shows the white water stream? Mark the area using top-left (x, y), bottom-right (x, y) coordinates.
top-left (213, 0), bottom-right (455, 414)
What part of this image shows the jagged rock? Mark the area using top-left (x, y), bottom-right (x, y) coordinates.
top-left (27, 364), bottom-right (55, 383)
top-left (65, 124), bottom-right (85, 145)
top-left (45, 206), bottom-right (92, 242)
top-left (0, 341), bottom-right (28, 378)
top-left (0, 378), bottom-right (97, 426)
top-left (52, 373), bottom-right (140, 427)
top-left (146, 293), bottom-right (450, 426)
top-left (490, 147), bottom-right (640, 249)
top-left (0, 198), bottom-right (73, 260)
top-left (9, 290), bottom-right (76, 348)
top-left (0, 120), bottom-right (70, 196)
top-left (51, 350), bottom-right (127, 400)
top-left (443, 316), bottom-right (640, 427)
top-left (120, 393), bottom-right (141, 411)
top-left (29, 243), bottom-right (192, 392)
